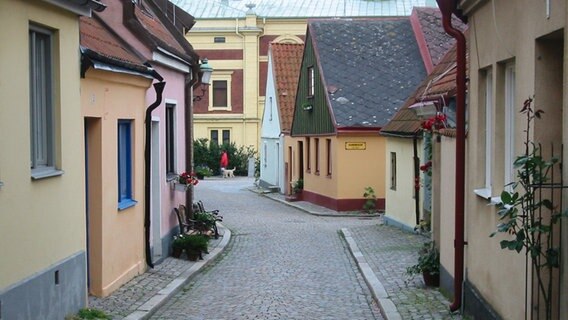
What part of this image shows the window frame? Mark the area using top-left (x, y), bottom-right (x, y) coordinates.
top-left (306, 137), bottom-right (311, 172)
top-left (314, 138), bottom-right (320, 175)
top-left (504, 63), bottom-right (516, 188)
top-left (30, 24), bottom-right (62, 179)
top-left (390, 152), bottom-right (397, 190)
top-left (326, 139), bottom-right (332, 177)
top-left (118, 120), bottom-right (137, 210)
top-left (222, 129), bottom-right (230, 145)
top-left (307, 66), bottom-right (315, 97)
top-left (165, 102), bottom-right (176, 177)
top-left (210, 129), bottom-right (219, 145)
top-left (208, 71), bottom-right (233, 111)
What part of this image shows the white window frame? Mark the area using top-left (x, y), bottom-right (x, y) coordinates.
top-left (475, 69), bottom-right (494, 200)
top-left (307, 66), bottom-right (315, 97)
top-left (208, 71), bottom-right (233, 111)
top-left (30, 24), bottom-right (62, 179)
top-left (504, 63), bottom-right (516, 188)
top-left (209, 128), bottom-right (231, 146)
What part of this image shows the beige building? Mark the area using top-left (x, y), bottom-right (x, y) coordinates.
top-left (453, 0), bottom-right (567, 318)
top-left (0, 0), bottom-right (104, 318)
top-left (174, 0), bottom-right (437, 151)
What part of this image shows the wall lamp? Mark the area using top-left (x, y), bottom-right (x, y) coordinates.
top-left (193, 58), bottom-right (213, 102)
top-left (408, 100), bottom-right (438, 119)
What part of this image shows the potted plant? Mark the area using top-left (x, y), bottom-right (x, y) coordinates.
top-left (174, 171), bottom-right (199, 191)
top-left (406, 241), bottom-right (440, 287)
top-left (171, 235), bottom-right (185, 258)
top-left (183, 234), bottom-right (209, 261)
top-left (287, 179), bottom-right (304, 201)
top-left (194, 165), bottom-right (213, 180)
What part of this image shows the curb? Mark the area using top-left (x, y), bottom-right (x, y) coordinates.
top-left (123, 224), bottom-right (232, 320)
top-left (341, 228), bottom-right (402, 320)
top-left (254, 188), bottom-right (381, 218)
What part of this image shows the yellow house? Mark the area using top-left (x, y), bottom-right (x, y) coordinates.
top-left (290, 18), bottom-right (428, 211)
top-left (0, 0), bottom-right (104, 318)
top-left (79, 14), bottom-right (159, 297)
top-left (437, 0), bottom-right (566, 318)
top-left (175, 0), bottom-right (437, 151)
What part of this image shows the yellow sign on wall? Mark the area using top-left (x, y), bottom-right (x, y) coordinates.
top-left (345, 142), bottom-right (366, 150)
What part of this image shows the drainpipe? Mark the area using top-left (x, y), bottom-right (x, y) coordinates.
top-left (144, 79), bottom-right (166, 268)
top-left (186, 65), bottom-right (200, 214)
top-left (435, 0), bottom-right (467, 312)
top-left (413, 133), bottom-right (421, 226)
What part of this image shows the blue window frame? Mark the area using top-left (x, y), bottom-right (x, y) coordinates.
top-left (118, 120), bottom-right (136, 210)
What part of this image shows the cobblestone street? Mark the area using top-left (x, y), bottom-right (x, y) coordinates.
top-left (150, 177), bottom-right (383, 319)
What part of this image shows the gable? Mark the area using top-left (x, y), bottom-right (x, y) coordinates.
top-left (291, 32), bottom-right (336, 136)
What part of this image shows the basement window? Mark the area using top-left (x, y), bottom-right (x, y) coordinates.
top-left (214, 37), bottom-right (226, 43)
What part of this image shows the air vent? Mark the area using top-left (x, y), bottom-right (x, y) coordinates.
top-left (214, 37), bottom-right (226, 43)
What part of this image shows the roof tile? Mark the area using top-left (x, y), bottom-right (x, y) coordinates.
top-left (271, 43), bottom-right (304, 132)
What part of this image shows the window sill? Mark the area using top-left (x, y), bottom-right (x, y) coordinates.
top-left (474, 187), bottom-right (502, 206)
top-left (31, 168), bottom-right (64, 180)
top-left (118, 199), bottom-right (138, 211)
top-left (0, 181), bottom-right (4, 189)
top-left (166, 173), bottom-right (178, 182)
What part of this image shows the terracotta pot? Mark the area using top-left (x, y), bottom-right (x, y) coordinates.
top-left (172, 247), bottom-right (183, 258)
top-left (186, 250), bottom-right (201, 261)
top-left (422, 271), bottom-right (440, 287)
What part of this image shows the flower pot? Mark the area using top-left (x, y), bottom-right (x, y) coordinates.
top-left (172, 247), bottom-right (183, 258)
top-left (174, 183), bottom-right (188, 192)
top-left (186, 249), bottom-right (201, 261)
top-left (422, 271), bottom-right (439, 287)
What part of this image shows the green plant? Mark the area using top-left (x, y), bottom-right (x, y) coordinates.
top-left (183, 234), bottom-right (209, 253)
top-left (65, 308), bottom-right (110, 320)
top-left (195, 165), bottom-right (213, 178)
top-left (490, 97), bottom-right (566, 320)
top-left (193, 139), bottom-right (256, 176)
top-left (292, 179), bottom-right (303, 194)
top-left (406, 241), bottom-right (439, 276)
top-left (193, 211), bottom-right (217, 233)
top-left (362, 186), bottom-right (377, 213)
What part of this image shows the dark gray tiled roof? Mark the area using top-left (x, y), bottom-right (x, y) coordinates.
top-left (310, 18), bottom-right (426, 128)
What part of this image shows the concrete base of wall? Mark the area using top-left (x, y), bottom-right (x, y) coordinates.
top-left (302, 189), bottom-right (386, 212)
top-left (0, 251), bottom-right (87, 320)
top-left (382, 215), bottom-right (415, 233)
top-left (439, 264), bottom-right (454, 299)
top-left (463, 279), bottom-right (502, 320)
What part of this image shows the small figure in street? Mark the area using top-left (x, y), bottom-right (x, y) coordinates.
top-left (220, 150), bottom-right (229, 173)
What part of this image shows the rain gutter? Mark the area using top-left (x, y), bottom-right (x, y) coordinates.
top-left (435, 0), bottom-right (468, 312)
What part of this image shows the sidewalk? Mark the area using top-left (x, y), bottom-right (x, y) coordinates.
top-left (87, 226), bottom-right (231, 320)
top-left (258, 187), bottom-right (461, 320)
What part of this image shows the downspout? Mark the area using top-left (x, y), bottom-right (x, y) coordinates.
top-left (413, 133), bottom-right (421, 226)
top-left (436, 0), bottom-right (467, 312)
top-left (186, 65), bottom-right (200, 214)
top-left (144, 78), bottom-right (166, 268)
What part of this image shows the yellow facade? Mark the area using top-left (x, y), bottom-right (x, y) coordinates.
top-left (0, 0), bottom-right (86, 289)
top-left (188, 15), bottom-right (307, 151)
top-left (82, 69), bottom-right (152, 297)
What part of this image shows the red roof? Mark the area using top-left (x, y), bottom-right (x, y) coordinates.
top-left (134, 3), bottom-right (188, 58)
top-left (80, 16), bottom-right (145, 68)
top-left (270, 43), bottom-right (304, 133)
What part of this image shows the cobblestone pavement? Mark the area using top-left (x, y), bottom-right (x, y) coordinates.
top-left (150, 177), bottom-right (384, 320)
top-left (348, 224), bottom-right (462, 319)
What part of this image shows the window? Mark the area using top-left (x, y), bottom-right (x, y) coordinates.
top-left (504, 63), bottom-right (516, 187)
top-left (306, 137), bottom-right (311, 172)
top-left (209, 129), bottom-right (230, 146)
top-left (390, 152), bottom-right (397, 190)
top-left (222, 130), bottom-right (230, 145)
top-left (214, 36), bottom-right (226, 43)
top-left (118, 120), bottom-right (136, 210)
top-left (263, 142), bottom-right (267, 167)
top-left (208, 71), bottom-right (233, 111)
top-left (212, 80), bottom-right (228, 107)
top-left (269, 97), bottom-right (273, 121)
top-left (326, 139), bottom-right (332, 177)
top-left (484, 70), bottom-right (493, 191)
top-left (165, 103), bottom-right (176, 176)
top-left (314, 138), bottom-right (320, 174)
top-left (307, 66), bottom-right (315, 97)
top-left (210, 130), bottom-right (219, 145)
top-left (30, 25), bottom-right (60, 179)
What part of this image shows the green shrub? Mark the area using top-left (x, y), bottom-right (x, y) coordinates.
top-left (193, 139), bottom-right (256, 176)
